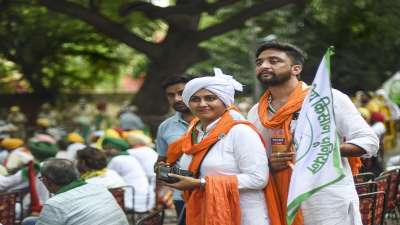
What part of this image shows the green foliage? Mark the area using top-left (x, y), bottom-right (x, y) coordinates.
top-left (192, 0), bottom-right (400, 95)
top-left (3, 0), bottom-right (399, 97)
top-left (0, 1), bottom-right (130, 93)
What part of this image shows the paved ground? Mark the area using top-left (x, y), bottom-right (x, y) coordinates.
top-left (163, 208), bottom-right (178, 225)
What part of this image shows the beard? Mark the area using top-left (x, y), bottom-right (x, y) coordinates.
top-left (173, 102), bottom-right (191, 113)
top-left (257, 70), bottom-right (291, 86)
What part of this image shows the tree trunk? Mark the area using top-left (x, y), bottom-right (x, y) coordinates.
top-left (134, 42), bottom-right (208, 135)
top-left (21, 66), bottom-right (56, 102)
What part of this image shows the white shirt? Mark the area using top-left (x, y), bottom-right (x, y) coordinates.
top-left (108, 155), bottom-right (150, 212)
top-left (85, 169), bottom-right (126, 189)
top-left (371, 122), bottom-right (386, 139)
top-left (36, 183), bottom-right (129, 225)
top-left (247, 89), bottom-right (379, 225)
top-left (127, 146), bottom-right (158, 179)
top-left (180, 110), bottom-right (270, 225)
top-left (127, 146), bottom-right (158, 209)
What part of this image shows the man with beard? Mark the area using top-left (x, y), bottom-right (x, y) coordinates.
top-left (247, 41), bottom-right (378, 225)
top-left (155, 74), bottom-right (195, 225)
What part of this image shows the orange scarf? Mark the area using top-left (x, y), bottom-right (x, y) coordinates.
top-left (186, 176), bottom-right (241, 225)
top-left (167, 110), bottom-right (284, 225)
top-left (258, 81), bottom-right (307, 225)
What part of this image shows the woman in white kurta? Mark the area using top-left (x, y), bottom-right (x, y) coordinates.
top-left (164, 68), bottom-right (270, 225)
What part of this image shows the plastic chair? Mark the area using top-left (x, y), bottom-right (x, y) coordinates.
top-left (354, 172), bottom-right (376, 184)
top-left (373, 191), bottom-right (386, 225)
top-left (0, 191), bottom-right (23, 225)
top-left (380, 169), bottom-right (400, 214)
top-left (359, 192), bottom-right (377, 225)
top-left (374, 174), bottom-right (391, 224)
top-left (355, 181), bottom-right (377, 195)
top-left (108, 187), bottom-right (125, 210)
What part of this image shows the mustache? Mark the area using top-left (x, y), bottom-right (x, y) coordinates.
top-left (258, 69), bottom-right (274, 75)
top-left (173, 102), bottom-right (186, 107)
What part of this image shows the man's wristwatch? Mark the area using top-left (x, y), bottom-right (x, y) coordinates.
top-left (200, 178), bottom-right (206, 188)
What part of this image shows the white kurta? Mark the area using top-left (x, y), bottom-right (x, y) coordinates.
top-left (108, 155), bottom-right (150, 212)
top-left (247, 89), bottom-right (379, 225)
top-left (85, 169), bottom-right (126, 189)
top-left (127, 146), bottom-right (158, 209)
top-left (180, 111), bottom-right (270, 225)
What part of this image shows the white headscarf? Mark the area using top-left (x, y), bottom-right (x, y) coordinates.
top-left (182, 68), bottom-right (243, 107)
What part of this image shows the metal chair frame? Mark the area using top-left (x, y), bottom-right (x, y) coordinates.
top-left (136, 208), bottom-right (165, 225)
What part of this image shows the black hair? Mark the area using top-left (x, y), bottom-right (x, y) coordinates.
top-left (76, 147), bottom-right (108, 170)
top-left (256, 41), bottom-right (306, 65)
top-left (162, 74), bottom-right (196, 90)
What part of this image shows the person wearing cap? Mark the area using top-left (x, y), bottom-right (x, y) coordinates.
top-left (247, 41), bottom-right (379, 225)
top-left (126, 131), bottom-right (158, 210)
top-left (102, 136), bottom-right (150, 212)
top-left (64, 132), bottom-right (86, 161)
top-left (37, 103), bottom-right (60, 127)
top-left (1, 138), bottom-right (33, 173)
top-left (7, 105), bottom-right (27, 138)
top-left (119, 105), bottom-right (145, 130)
top-left (94, 101), bottom-right (113, 131)
top-left (33, 158), bottom-right (129, 225)
top-left (0, 141), bottom-right (58, 220)
top-left (162, 68), bottom-right (280, 225)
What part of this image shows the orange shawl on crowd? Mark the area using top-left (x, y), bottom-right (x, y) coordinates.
top-left (167, 110), bottom-right (284, 225)
top-left (258, 81), bottom-right (362, 225)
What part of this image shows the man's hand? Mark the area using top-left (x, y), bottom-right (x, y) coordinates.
top-left (269, 152), bottom-right (295, 172)
top-left (340, 143), bottom-right (367, 157)
top-left (163, 174), bottom-right (201, 191)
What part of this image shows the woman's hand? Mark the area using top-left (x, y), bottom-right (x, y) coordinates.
top-left (163, 173), bottom-right (201, 191)
top-left (154, 161), bottom-right (169, 173)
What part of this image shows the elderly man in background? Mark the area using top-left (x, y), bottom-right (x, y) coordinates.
top-left (35, 158), bottom-right (128, 225)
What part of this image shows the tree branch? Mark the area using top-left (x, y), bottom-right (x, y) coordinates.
top-left (0, 34), bottom-right (16, 61)
top-left (89, 0), bottom-right (99, 11)
top-left (38, 0), bottom-right (161, 58)
top-left (196, 0), bottom-right (298, 42)
top-left (119, 0), bottom-right (240, 19)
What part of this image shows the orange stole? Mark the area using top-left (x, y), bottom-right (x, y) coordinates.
top-left (186, 176), bottom-right (241, 225)
top-left (257, 82), bottom-right (307, 225)
top-left (166, 111), bottom-right (284, 225)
